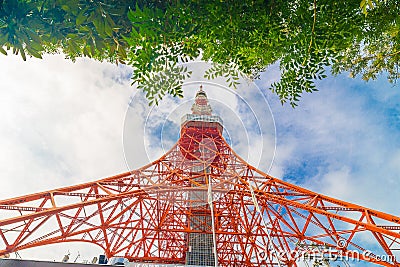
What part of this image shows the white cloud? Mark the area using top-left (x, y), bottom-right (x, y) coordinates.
top-left (0, 54), bottom-right (134, 260)
top-left (258, 72), bottom-right (400, 216)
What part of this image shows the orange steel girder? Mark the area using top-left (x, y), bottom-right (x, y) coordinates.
top-left (0, 127), bottom-right (400, 267)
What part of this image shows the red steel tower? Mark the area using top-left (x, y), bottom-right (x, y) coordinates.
top-left (1, 87), bottom-right (400, 266)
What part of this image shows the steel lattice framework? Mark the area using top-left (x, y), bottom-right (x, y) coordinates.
top-left (1, 89), bottom-right (400, 267)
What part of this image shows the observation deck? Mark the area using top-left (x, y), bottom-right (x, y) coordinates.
top-left (180, 87), bottom-right (223, 135)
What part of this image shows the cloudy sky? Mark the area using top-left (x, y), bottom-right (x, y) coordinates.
top-left (0, 54), bottom-right (399, 263)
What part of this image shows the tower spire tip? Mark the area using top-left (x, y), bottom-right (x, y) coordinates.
top-left (191, 85), bottom-right (212, 115)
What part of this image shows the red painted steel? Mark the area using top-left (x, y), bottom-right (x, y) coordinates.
top-left (0, 89), bottom-right (399, 266)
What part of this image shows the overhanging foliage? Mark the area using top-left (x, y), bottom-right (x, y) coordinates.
top-left (0, 0), bottom-right (398, 106)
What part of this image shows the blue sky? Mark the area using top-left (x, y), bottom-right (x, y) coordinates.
top-left (0, 54), bottom-right (399, 264)
top-left (261, 72), bottom-right (400, 215)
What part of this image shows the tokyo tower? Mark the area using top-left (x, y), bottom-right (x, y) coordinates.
top-left (0, 86), bottom-right (400, 266)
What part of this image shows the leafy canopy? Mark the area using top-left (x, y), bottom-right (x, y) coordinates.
top-left (0, 0), bottom-right (398, 106)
